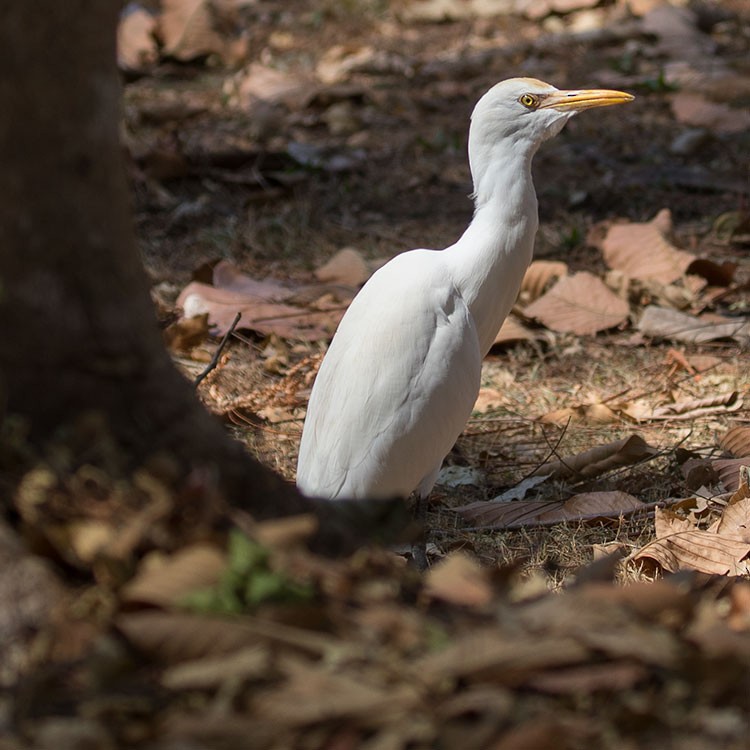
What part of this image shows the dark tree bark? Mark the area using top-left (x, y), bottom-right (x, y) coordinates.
top-left (0, 1), bottom-right (405, 546)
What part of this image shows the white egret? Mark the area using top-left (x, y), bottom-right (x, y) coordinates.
top-left (297, 78), bottom-right (633, 502)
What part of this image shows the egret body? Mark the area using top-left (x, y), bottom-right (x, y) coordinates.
top-left (297, 78), bottom-right (633, 501)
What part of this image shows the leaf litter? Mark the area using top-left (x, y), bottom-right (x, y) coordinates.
top-left (8, 0), bottom-right (750, 746)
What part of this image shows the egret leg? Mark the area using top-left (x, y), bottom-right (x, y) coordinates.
top-left (410, 492), bottom-right (429, 571)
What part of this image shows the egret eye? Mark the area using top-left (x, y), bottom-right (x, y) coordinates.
top-left (519, 93), bottom-right (539, 109)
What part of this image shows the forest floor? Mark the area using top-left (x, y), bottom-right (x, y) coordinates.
top-left (4, 1), bottom-right (750, 749)
top-left (128, 0), bottom-right (750, 581)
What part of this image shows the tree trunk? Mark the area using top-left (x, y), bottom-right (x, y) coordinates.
top-left (0, 2), bottom-right (318, 526)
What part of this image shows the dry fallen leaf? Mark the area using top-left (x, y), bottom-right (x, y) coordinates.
top-left (456, 491), bottom-right (647, 530)
top-left (623, 391), bottom-right (742, 422)
top-left (638, 305), bottom-right (750, 345)
top-left (117, 6), bottom-right (158, 73)
top-left (253, 661), bottom-right (420, 727)
top-left (492, 315), bottom-right (537, 347)
top-left (523, 0), bottom-right (600, 20)
top-left (161, 645), bottom-right (271, 690)
top-left (519, 259), bottom-right (568, 303)
top-left (163, 313), bottom-right (209, 353)
top-left (539, 402), bottom-right (619, 426)
top-left (250, 515), bottom-right (319, 550)
top-left (176, 260), bottom-right (352, 340)
top-left (598, 209), bottom-right (695, 285)
top-left (227, 62), bottom-right (319, 113)
top-left (314, 247), bottom-right (369, 287)
top-left (640, 3), bottom-right (715, 61)
top-left (715, 481), bottom-right (750, 542)
top-left (117, 611), bottom-right (338, 663)
top-left (632, 506), bottom-right (750, 576)
top-left (423, 552), bottom-right (493, 608)
top-left (415, 630), bottom-right (588, 686)
top-left (523, 271), bottom-right (629, 335)
top-left (212, 260), bottom-right (293, 301)
top-left (493, 720), bottom-right (577, 750)
top-left (117, 611), bottom-right (266, 663)
top-left (671, 92), bottom-right (750, 135)
top-left (160, 0), bottom-right (246, 64)
top-left (712, 458), bottom-right (750, 494)
top-left (531, 435), bottom-right (658, 480)
top-left (472, 386), bottom-right (509, 414)
top-left (177, 283), bottom-right (340, 340)
top-left (720, 425), bottom-right (750, 459)
top-left (121, 544), bottom-right (227, 608)
top-left (526, 661), bottom-right (647, 695)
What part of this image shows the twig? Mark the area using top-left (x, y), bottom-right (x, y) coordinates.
top-left (194, 311), bottom-right (241, 388)
top-left (526, 417), bottom-right (572, 479)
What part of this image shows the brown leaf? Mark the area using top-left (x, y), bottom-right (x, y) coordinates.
top-left (576, 579), bottom-right (694, 622)
top-left (493, 720), bottom-right (579, 750)
top-left (116, 611), bottom-right (338, 663)
top-left (638, 305), bottom-right (750, 344)
top-left (472, 386), bottom-right (509, 414)
top-left (314, 247), bottom-right (369, 287)
top-left (712, 458), bottom-right (750, 493)
top-left (456, 491), bottom-right (646, 530)
top-left (177, 261), bottom-right (348, 340)
top-left (60, 520), bottom-right (115, 566)
top-left (671, 92), bottom-right (750, 135)
top-left (719, 425), bottom-right (750, 458)
top-left (519, 259), bottom-right (568, 303)
top-left (212, 260), bottom-right (292, 301)
top-left (623, 391), bottom-right (741, 422)
top-left (599, 210), bottom-right (695, 284)
top-left (177, 281), bottom-right (339, 340)
top-left (251, 514), bottom-right (319, 549)
top-left (253, 662), bottom-right (421, 727)
top-left (680, 458), bottom-right (719, 491)
top-left (517, 583), bottom-right (683, 667)
top-left (716, 482), bottom-right (750, 542)
top-left (539, 402), bottom-right (619, 426)
top-left (532, 435), bottom-right (658, 480)
top-left (640, 3), bottom-right (715, 61)
top-left (161, 713), bottom-right (282, 749)
top-left (116, 612), bottom-right (265, 662)
top-left (632, 508), bottom-right (750, 575)
top-left (423, 552), bottom-right (493, 608)
top-left (163, 313), bottom-right (209, 353)
top-left (161, 646), bottom-right (271, 690)
top-left (728, 583), bottom-right (750, 631)
top-left (416, 631), bottom-right (588, 685)
top-left (524, 0), bottom-right (600, 19)
top-left (492, 315), bottom-right (537, 347)
top-left (160, 0), bottom-right (246, 64)
top-left (120, 544), bottom-right (227, 607)
top-left (228, 63), bottom-right (319, 112)
top-left (523, 272), bottom-right (629, 335)
top-left (526, 661), bottom-right (647, 695)
top-left (117, 6), bottom-right (158, 73)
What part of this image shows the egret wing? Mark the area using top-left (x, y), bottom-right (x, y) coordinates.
top-left (297, 251), bottom-right (482, 500)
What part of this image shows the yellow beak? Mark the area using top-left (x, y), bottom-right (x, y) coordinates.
top-left (539, 88), bottom-right (634, 112)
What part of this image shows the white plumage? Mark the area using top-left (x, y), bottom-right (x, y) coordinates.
top-left (297, 78), bottom-right (633, 501)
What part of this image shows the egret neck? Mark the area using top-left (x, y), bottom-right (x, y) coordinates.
top-left (444, 145), bottom-right (539, 357)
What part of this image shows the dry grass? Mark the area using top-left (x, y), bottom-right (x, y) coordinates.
top-left (179, 328), bottom-right (748, 586)
top-left (141, 0), bottom-right (750, 584)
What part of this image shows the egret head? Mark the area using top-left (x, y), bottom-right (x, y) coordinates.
top-left (468, 77), bottom-right (633, 189)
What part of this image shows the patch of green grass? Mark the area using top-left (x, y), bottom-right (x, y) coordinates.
top-left (183, 530), bottom-right (313, 614)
